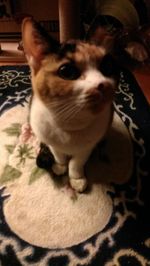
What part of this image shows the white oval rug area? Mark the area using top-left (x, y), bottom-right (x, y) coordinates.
top-left (0, 104), bottom-right (133, 249)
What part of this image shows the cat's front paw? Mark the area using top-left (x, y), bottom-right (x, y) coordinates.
top-left (70, 178), bottom-right (87, 193)
top-left (52, 163), bottom-right (67, 176)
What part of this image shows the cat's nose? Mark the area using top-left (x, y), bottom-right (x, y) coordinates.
top-left (88, 82), bottom-right (109, 96)
top-left (97, 83), bottom-right (105, 93)
top-left (87, 81), bottom-right (114, 101)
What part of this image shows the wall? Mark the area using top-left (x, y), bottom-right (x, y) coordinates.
top-left (0, 0), bottom-right (59, 41)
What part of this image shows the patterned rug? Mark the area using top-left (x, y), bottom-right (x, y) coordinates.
top-left (0, 65), bottom-right (150, 266)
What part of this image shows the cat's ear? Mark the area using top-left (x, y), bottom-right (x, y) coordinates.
top-left (87, 26), bottom-right (115, 53)
top-left (22, 17), bottom-right (59, 73)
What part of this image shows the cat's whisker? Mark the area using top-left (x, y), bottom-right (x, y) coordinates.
top-left (50, 96), bottom-right (86, 115)
top-left (46, 94), bottom-right (95, 122)
top-left (56, 106), bottom-right (79, 121)
top-left (62, 107), bottom-right (79, 121)
top-left (51, 96), bottom-right (89, 121)
top-left (49, 94), bottom-right (81, 106)
top-left (48, 101), bottom-right (70, 109)
top-left (62, 103), bottom-right (85, 122)
top-left (53, 102), bottom-right (79, 121)
top-left (53, 103), bottom-right (76, 120)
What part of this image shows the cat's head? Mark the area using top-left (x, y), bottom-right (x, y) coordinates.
top-left (22, 18), bottom-right (119, 127)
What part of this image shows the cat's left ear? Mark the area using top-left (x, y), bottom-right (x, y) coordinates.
top-left (22, 17), bottom-right (59, 73)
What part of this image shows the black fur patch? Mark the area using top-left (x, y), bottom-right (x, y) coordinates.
top-left (36, 143), bottom-right (54, 170)
top-left (58, 42), bottom-right (77, 58)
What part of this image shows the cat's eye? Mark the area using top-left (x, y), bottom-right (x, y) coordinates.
top-left (100, 54), bottom-right (118, 77)
top-left (58, 63), bottom-right (80, 80)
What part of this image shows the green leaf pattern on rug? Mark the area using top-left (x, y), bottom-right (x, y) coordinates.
top-left (16, 144), bottom-right (35, 166)
top-left (29, 167), bottom-right (46, 184)
top-left (2, 122), bottom-right (45, 185)
top-left (3, 123), bottom-right (21, 137)
top-left (0, 165), bottom-right (22, 184)
top-left (5, 144), bottom-right (15, 154)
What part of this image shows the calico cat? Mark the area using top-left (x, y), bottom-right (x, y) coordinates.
top-left (22, 17), bottom-right (119, 192)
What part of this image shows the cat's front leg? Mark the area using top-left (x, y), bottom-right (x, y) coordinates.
top-left (50, 146), bottom-right (68, 176)
top-left (69, 150), bottom-right (91, 192)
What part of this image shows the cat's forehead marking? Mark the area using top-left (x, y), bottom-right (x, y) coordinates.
top-left (58, 42), bottom-right (77, 58)
top-left (74, 43), bottom-right (105, 64)
top-left (58, 41), bottom-right (105, 65)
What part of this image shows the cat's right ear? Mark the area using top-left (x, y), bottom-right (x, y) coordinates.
top-left (22, 17), bottom-right (59, 73)
top-left (87, 25), bottom-right (115, 53)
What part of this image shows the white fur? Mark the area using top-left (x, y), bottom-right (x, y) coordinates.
top-left (75, 68), bottom-right (115, 94)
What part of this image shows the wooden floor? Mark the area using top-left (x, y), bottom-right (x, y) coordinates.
top-left (0, 42), bottom-right (150, 105)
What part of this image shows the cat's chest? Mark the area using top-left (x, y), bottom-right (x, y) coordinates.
top-left (30, 99), bottom-right (87, 148)
top-left (30, 96), bottom-right (112, 153)
top-left (30, 97), bottom-right (70, 145)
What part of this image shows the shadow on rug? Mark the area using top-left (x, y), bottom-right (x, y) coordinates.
top-left (0, 65), bottom-right (150, 266)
